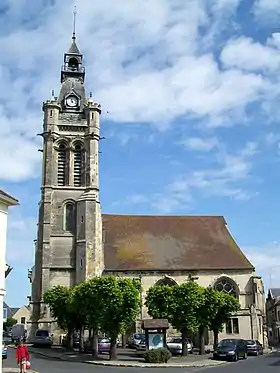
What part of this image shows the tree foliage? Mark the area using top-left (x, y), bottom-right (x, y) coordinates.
top-left (43, 285), bottom-right (74, 331)
top-left (45, 277), bottom-right (141, 360)
top-left (197, 287), bottom-right (221, 354)
top-left (146, 281), bottom-right (205, 356)
top-left (3, 317), bottom-right (17, 330)
top-left (146, 281), bottom-right (241, 356)
top-left (96, 276), bottom-right (141, 359)
top-left (169, 281), bottom-right (204, 355)
top-left (145, 285), bottom-right (173, 319)
top-left (210, 292), bottom-right (240, 347)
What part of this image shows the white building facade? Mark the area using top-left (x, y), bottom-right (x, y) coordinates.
top-left (0, 189), bottom-right (18, 372)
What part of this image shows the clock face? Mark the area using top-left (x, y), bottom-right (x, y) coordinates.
top-left (66, 95), bottom-right (78, 107)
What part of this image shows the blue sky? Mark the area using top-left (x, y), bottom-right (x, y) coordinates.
top-left (2, 0), bottom-right (280, 306)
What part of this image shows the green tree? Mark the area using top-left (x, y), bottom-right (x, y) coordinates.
top-left (169, 281), bottom-right (204, 356)
top-left (97, 276), bottom-right (141, 360)
top-left (210, 292), bottom-right (240, 348)
top-left (3, 317), bottom-right (17, 331)
top-left (44, 285), bottom-right (77, 349)
top-left (196, 287), bottom-right (221, 355)
top-left (71, 279), bottom-right (101, 357)
top-left (145, 284), bottom-right (173, 319)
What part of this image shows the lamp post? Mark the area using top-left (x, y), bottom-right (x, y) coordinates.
top-left (0, 190), bottom-right (18, 373)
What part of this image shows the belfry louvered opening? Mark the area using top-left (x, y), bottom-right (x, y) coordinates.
top-left (57, 144), bottom-right (67, 186)
top-left (74, 144), bottom-right (83, 187)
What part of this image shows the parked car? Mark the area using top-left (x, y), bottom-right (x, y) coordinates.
top-left (2, 339), bottom-right (7, 359)
top-left (33, 329), bottom-right (53, 348)
top-left (245, 339), bottom-right (263, 356)
top-left (213, 338), bottom-right (247, 361)
top-left (136, 339), bottom-right (147, 355)
top-left (127, 333), bottom-right (145, 349)
top-left (167, 337), bottom-right (193, 355)
top-left (98, 338), bottom-right (111, 354)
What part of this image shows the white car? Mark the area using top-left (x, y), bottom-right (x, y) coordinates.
top-left (167, 337), bottom-right (193, 355)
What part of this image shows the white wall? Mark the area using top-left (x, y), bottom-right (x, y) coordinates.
top-left (0, 202), bottom-right (8, 373)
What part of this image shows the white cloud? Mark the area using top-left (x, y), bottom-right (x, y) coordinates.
top-left (181, 137), bottom-right (219, 151)
top-left (124, 141), bottom-right (258, 212)
top-left (253, 0), bottom-right (280, 24)
top-left (0, 0), bottom-right (276, 181)
top-left (221, 36), bottom-right (280, 71)
top-left (244, 242), bottom-right (280, 289)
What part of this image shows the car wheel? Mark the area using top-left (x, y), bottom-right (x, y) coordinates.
top-left (243, 352), bottom-right (247, 360)
top-left (232, 353), bottom-right (238, 362)
top-left (255, 350), bottom-right (259, 356)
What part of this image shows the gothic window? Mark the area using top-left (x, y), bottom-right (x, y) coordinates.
top-left (73, 144), bottom-right (83, 187)
top-left (64, 202), bottom-right (75, 233)
top-left (155, 277), bottom-right (177, 286)
top-left (214, 277), bottom-right (238, 298)
top-left (57, 144), bottom-right (67, 186)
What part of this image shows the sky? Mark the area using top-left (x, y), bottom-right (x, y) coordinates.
top-left (2, 0), bottom-right (280, 306)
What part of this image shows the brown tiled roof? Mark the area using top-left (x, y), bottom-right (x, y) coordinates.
top-left (102, 214), bottom-right (254, 271)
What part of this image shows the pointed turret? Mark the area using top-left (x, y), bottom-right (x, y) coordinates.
top-left (67, 38), bottom-right (81, 55)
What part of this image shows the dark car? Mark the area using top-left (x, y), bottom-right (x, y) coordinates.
top-left (245, 339), bottom-right (263, 356)
top-left (213, 338), bottom-right (247, 361)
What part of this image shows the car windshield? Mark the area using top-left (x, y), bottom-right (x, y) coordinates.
top-left (36, 330), bottom-right (49, 337)
top-left (134, 334), bottom-right (145, 340)
top-left (170, 338), bottom-right (182, 343)
top-left (217, 339), bottom-right (237, 347)
top-left (245, 340), bottom-right (256, 345)
top-left (98, 338), bottom-right (110, 343)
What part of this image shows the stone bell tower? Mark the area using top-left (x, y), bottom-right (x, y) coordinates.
top-left (29, 26), bottom-right (104, 336)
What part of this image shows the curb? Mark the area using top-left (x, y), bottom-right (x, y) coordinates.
top-left (79, 360), bottom-right (228, 368)
top-left (26, 349), bottom-right (228, 368)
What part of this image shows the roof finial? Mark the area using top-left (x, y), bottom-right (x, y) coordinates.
top-left (72, 5), bottom-right (77, 40)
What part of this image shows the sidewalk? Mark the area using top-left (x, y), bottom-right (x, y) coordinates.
top-left (26, 346), bottom-right (228, 368)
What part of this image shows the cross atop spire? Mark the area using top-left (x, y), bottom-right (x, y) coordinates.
top-left (72, 6), bottom-right (77, 40)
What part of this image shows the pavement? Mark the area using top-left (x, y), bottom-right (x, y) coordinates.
top-left (3, 346), bottom-right (280, 373)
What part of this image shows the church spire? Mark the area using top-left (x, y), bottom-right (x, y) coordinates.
top-left (72, 6), bottom-right (77, 40)
top-left (67, 6), bottom-right (81, 55)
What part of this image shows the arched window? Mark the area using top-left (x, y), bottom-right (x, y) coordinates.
top-left (214, 277), bottom-right (238, 298)
top-left (73, 144), bottom-right (83, 187)
top-left (64, 203), bottom-right (75, 233)
top-left (155, 277), bottom-right (177, 286)
top-left (68, 57), bottom-right (78, 71)
top-left (57, 144), bottom-right (67, 186)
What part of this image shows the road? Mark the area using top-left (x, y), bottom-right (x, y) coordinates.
top-left (3, 347), bottom-right (280, 373)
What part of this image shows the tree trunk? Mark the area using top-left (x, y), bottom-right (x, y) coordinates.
top-left (122, 334), bottom-right (127, 348)
top-left (213, 329), bottom-right (219, 350)
top-left (79, 327), bottom-right (84, 353)
top-left (181, 329), bottom-right (189, 356)
top-left (91, 333), bottom-right (98, 359)
top-left (66, 328), bottom-right (73, 351)
top-left (109, 334), bottom-right (118, 360)
top-left (199, 326), bottom-right (205, 355)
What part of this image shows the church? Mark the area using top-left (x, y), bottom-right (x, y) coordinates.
top-left (28, 32), bottom-right (266, 346)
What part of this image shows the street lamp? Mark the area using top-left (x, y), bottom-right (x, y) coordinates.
top-left (0, 190), bottom-right (19, 373)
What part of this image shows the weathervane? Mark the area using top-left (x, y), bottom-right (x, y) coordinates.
top-left (72, 5), bottom-right (77, 40)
